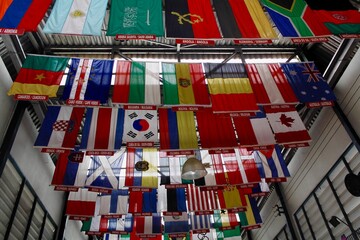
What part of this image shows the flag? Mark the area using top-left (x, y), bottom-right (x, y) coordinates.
top-left (8, 55), bottom-right (69, 97)
top-left (158, 187), bottom-right (187, 212)
top-left (280, 62), bottom-right (336, 106)
top-left (261, 0), bottom-right (330, 37)
top-left (164, 212), bottom-right (189, 233)
top-left (216, 226), bottom-right (242, 240)
top-left (0, 0), bottom-right (51, 32)
top-left (81, 216), bottom-right (108, 233)
top-left (80, 107), bottom-right (124, 151)
top-left (187, 184), bottom-right (219, 212)
top-left (213, 210), bottom-right (239, 228)
top-left (235, 149), bottom-right (262, 184)
top-left (190, 214), bottom-right (211, 230)
top-left (204, 63), bottom-right (259, 113)
top-left (217, 186), bottom-right (247, 210)
top-left (233, 111), bottom-right (277, 148)
top-left (213, 0), bottom-right (276, 39)
top-left (192, 229), bottom-right (216, 240)
top-left (162, 63), bottom-right (210, 106)
top-left (238, 196), bottom-right (262, 228)
top-left (61, 58), bottom-right (114, 104)
top-left (43, 0), bottom-right (107, 35)
top-left (107, 215), bottom-right (133, 233)
top-left (125, 148), bottom-right (159, 188)
top-left (194, 150), bottom-right (217, 187)
top-left (135, 214), bottom-right (162, 234)
top-left (196, 109), bottom-right (238, 149)
top-left (165, 0), bottom-right (221, 39)
top-left (246, 63), bottom-right (299, 105)
top-left (159, 154), bottom-right (190, 185)
top-left (85, 150), bottom-right (127, 190)
top-left (107, 0), bottom-right (164, 36)
top-left (99, 189), bottom-right (129, 216)
top-left (264, 105), bottom-right (311, 144)
top-left (123, 109), bottom-right (158, 143)
top-left (304, 0), bottom-right (360, 35)
top-left (34, 106), bottom-right (84, 149)
top-left (51, 151), bottom-right (89, 188)
top-left (128, 189), bottom-right (157, 213)
top-left (113, 61), bottom-right (161, 105)
top-left (159, 108), bottom-right (198, 150)
top-left (66, 188), bottom-right (98, 216)
top-left (165, 233), bottom-right (191, 240)
top-left (254, 145), bottom-right (290, 181)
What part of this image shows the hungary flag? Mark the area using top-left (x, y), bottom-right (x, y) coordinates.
top-left (8, 55), bottom-right (69, 97)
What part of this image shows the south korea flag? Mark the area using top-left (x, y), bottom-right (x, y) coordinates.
top-left (123, 109), bottom-right (158, 143)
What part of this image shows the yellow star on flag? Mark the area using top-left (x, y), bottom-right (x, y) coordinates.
top-left (35, 73), bottom-right (46, 81)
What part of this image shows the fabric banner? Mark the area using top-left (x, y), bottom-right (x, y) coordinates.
top-left (235, 149), bottom-right (262, 184)
top-left (194, 150), bottom-right (217, 187)
top-left (204, 63), bottom-right (259, 113)
top-left (135, 214), bottom-right (162, 234)
top-left (158, 108), bottom-right (198, 150)
top-left (0, 0), bottom-right (51, 31)
top-left (213, 0), bottom-right (276, 39)
top-left (66, 188), bottom-right (98, 216)
top-left (246, 63), bottom-right (299, 105)
top-left (128, 189), bottom-right (157, 213)
top-left (216, 225), bottom-right (242, 239)
top-left (238, 196), bottom-right (262, 228)
top-left (107, 0), bottom-right (164, 36)
top-left (157, 186), bottom-right (187, 212)
top-left (165, 0), bottom-right (221, 39)
top-left (34, 106), bottom-right (84, 149)
top-left (213, 210), bottom-right (239, 228)
top-left (123, 109), bottom-right (158, 143)
top-left (80, 108), bottom-right (124, 151)
top-left (106, 215), bottom-right (134, 233)
top-left (164, 212), bottom-right (189, 233)
top-left (61, 58), bottom-right (114, 103)
top-left (280, 62), bottom-right (336, 106)
top-left (186, 184), bottom-right (219, 212)
top-left (112, 61), bottom-right (161, 105)
top-left (217, 186), bottom-right (247, 210)
top-left (159, 153), bottom-right (191, 185)
top-left (190, 214), bottom-right (211, 230)
top-left (162, 63), bottom-right (210, 106)
top-left (43, 0), bottom-right (107, 35)
top-left (99, 189), bottom-right (129, 216)
top-left (8, 55), bottom-right (69, 97)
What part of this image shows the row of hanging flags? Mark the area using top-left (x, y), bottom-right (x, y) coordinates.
top-left (0, 0), bottom-right (359, 41)
top-left (54, 146), bottom-right (286, 237)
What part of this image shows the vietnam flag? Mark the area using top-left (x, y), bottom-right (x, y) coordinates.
top-left (8, 55), bottom-right (69, 98)
top-left (165, 0), bottom-right (221, 39)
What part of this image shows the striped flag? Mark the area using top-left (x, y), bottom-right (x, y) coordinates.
top-left (157, 186), bottom-right (187, 212)
top-left (135, 214), bottom-right (162, 234)
top-left (99, 189), bottom-right (129, 216)
top-left (61, 58), bottom-right (113, 104)
top-left (213, 210), bottom-right (239, 228)
top-left (106, 215), bottom-right (134, 233)
top-left (216, 226), bottom-right (242, 239)
top-left (162, 63), bottom-right (210, 106)
top-left (190, 214), bottom-right (211, 230)
top-left (113, 61), bottom-right (161, 105)
top-left (123, 109), bottom-right (158, 143)
top-left (186, 184), bottom-right (219, 212)
top-left (80, 108), bottom-right (124, 151)
top-left (246, 63), bottom-right (299, 105)
top-left (128, 189), bottom-right (157, 213)
top-left (66, 188), bottom-right (98, 217)
top-left (125, 148), bottom-right (158, 188)
top-left (192, 229), bottom-right (216, 240)
top-left (159, 108), bottom-right (198, 150)
top-left (238, 196), bottom-right (262, 229)
top-left (236, 149), bottom-right (262, 184)
top-left (34, 106), bottom-right (84, 150)
top-left (217, 186), bottom-right (247, 210)
top-left (159, 153), bottom-right (191, 185)
top-left (194, 150), bottom-right (217, 187)
top-left (43, 0), bottom-right (107, 35)
top-left (164, 212), bottom-right (189, 233)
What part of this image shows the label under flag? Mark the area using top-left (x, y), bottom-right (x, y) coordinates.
top-left (123, 109), bottom-right (158, 143)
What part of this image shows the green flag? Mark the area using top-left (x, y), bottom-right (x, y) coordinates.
top-left (107, 0), bottom-right (164, 36)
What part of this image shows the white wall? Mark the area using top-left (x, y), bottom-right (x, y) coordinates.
top-left (253, 48), bottom-right (360, 239)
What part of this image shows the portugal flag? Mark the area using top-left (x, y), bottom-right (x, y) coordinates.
top-left (8, 55), bottom-right (69, 98)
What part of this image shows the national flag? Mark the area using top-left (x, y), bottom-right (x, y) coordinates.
top-left (80, 107), bottom-right (125, 151)
top-left (261, 0), bottom-right (330, 37)
top-left (192, 229), bottom-right (216, 240)
top-left (104, 234), bottom-right (119, 240)
top-left (235, 149), bottom-right (262, 184)
top-left (165, 0), bottom-right (221, 39)
top-left (51, 151), bottom-right (89, 188)
top-left (81, 216), bottom-right (108, 233)
top-left (135, 214), bottom-right (162, 234)
top-left (123, 109), bottom-right (158, 143)
top-left (196, 109), bottom-right (238, 149)
top-left (0, 0), bottom-right (51, 32)
top-left (264, 105), bottom-right (311, 144)
top-left (216, 225), bottom-right (242, 240)
top-left (8, 55), bottom-right (69, 97)
top-left (162, 63), bottom-right (210, 106)
top-left (254, 145), bottom-right (290, 181)
top-left (85, 150), bottom-right (127, 190)
top-left (248, 179), bottom-right (270, 196)
top-left (34, 106), bottom-right (84, 149)
top-left (112, 61), bottom-right (161, 105)
top-left (99, 189), bottom-right (129, 216)
top-left (159, 153), bottom-right (191, 185)
top-left (233, 111), bottom-right (277, 148)
top-left (213, 0), bottom-right (276, 39)
top-left (106, 215), bottom-right (133, 233)
top-left (164, 212), bottom-right (189, 233)
top-left (246, 63), bottom-right (299, 105)
top-left (217, 186), bottom-right (247, 210)
top-left (61, 58), bottom-right (114, 104)
top-left (190, 214), bottom-right (211, 230)
top-left (238, 196), bottom-right (262, 228)
top-left (194, 150), bottom-right (217, 187)
top-left (165, 233), bottom-right (191, 240)
top-left (66, 188), bottom-right (98, 216)
top-left (157, 186), bottom-right (187, 212)
top-left (304, 0), bottom-right (360, 35)
top-left (125, 148), bottom-right (159, 188)
top-left (159, 108), bottom-right (198, 150)
top-left (186, 184), bottom-right (219, 212)
top-left (43, 0), bottom-right (107, 35)
top-left (280, 62), bottom-right (336, 106)
top-left (107, 0), bottom-right (164, 36)
top-left (204, 63), bottom-right (259, 113)
top-left (128, 189), bottom-right (157, 213)
top-left (213, 210), bottom-right (239, 228)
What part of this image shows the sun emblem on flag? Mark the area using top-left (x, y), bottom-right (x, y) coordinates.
top-left (179, 78), bottom-right (191, 87)
top-left (71, 10), bottom-right (85, 18)
top-left (171, 12), bottom-right (203, 25)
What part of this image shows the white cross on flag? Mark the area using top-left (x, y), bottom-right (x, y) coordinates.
top-left (123, 109), bottom-right (158, 143)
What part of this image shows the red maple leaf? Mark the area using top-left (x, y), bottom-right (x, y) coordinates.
top-left (279, 114), bottom-right (295, 127)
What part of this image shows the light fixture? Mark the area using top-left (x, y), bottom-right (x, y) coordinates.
top-left (181, 157), bottom-right (208, 180)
